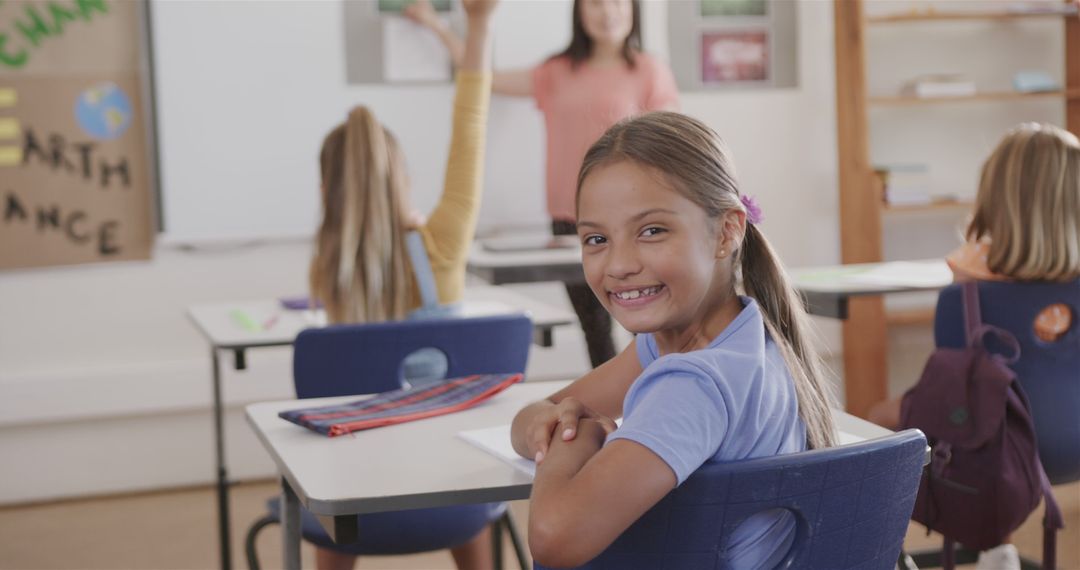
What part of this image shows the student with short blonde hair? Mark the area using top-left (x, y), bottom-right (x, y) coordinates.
top-left (871, 122), bottom-right (1080, 570)
top-left (946, 122), bottom-right (1080, 342)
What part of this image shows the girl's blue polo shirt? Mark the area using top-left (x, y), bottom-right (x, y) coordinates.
top-left (607, 296), bottom-right (806, 568)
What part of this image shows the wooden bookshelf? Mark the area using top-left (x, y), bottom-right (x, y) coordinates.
top-left (882, 200), bottom-right (974, 214)
top-left (866, 9), bottom-right (1076, 24)
top-left (833, 0), bottom-right (1079, 419)
top-left (869, 89), bottom-right (1080, 106)
top-left (886, 307), bottom-right (936, 326)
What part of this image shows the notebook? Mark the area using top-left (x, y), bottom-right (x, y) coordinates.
top-left (280, 373), bottom-right (523, 437)
top-left (459, 422), bottom-right (867, 478)
top-left (459, 423), bottom-right (538, 477)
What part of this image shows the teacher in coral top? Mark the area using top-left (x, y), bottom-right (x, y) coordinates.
top-left (408, 0), bottom-right (680, 368)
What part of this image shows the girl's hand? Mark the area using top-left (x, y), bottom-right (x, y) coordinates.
top-left (403, 0), bottom-right (442, 30)
top-left (461, 0), bottom-right (499, 20)
top-left (565, 417), bottom-right (617, 448)
top-left (528, 397), bottom-right (617, 463)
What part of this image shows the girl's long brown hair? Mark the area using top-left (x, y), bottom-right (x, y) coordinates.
top-left (310, 107), bottom-right (414, 324)
top-left (577, 111), bottom-right (837, 449)
top-left (553, 0), bottom-right (641, 69)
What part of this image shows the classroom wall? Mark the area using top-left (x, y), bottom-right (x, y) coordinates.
top-left (0, 0), bottom-right (961, 504)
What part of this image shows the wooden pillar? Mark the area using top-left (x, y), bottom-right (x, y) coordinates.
top-left (833, 0), bottom-right (888, 418)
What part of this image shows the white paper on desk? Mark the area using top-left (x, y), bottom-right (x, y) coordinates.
top-left (460, 424), bottom-right (868, 479)
top-left (846, 261), bottom-right (952, 288)
top-left (383, 16), bottom-right (450, 82)
top-left (459, 424), bottom-right (537, 477)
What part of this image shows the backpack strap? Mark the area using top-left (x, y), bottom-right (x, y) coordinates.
top-left (960, 281), bottom-right (982, 345)
top-left (962, 281), bottom-right (1022, 363)
top-left (1011, 381), bottom-right (1064, 569)
top-left (405, 231), bottom-right (440, 311)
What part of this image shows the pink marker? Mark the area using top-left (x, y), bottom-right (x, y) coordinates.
top-left (262, 314), bottom-right (280, 330)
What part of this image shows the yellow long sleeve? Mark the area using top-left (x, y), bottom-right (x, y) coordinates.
top-left (415, 71), bottom-right (493, 305)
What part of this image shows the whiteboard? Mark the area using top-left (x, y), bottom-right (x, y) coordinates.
top-left (151, 0), bottom-right (571, 243)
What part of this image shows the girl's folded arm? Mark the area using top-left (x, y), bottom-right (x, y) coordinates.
top-left (509, 340), bottom-right (642, 460)
top-left (528, 430), bottom-right (676, 568)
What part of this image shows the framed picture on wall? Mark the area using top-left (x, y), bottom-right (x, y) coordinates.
top-left (700, 0), bottom-right (767, 17)
top-left (378, 0), bottom-right (451, 13)
top-left (701, 29), bottom-right (769, 84)
top-left (668, 0), bottom-right (795, 90)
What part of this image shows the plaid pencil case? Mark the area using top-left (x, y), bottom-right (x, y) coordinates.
top-left (279, 373), bottom-right (524, 437)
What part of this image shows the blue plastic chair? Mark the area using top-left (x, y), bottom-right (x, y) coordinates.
top-left (934, 280), bottom-right (1080, 485)
top-left (910, 280), bottom-right (1079, 569)
top-left (245, 314), bottom-right (534, 569)
top-left (535, 429), bottom-right (928, 570)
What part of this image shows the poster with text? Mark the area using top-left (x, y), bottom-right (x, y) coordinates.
top-left (0, 0), bottom-right (154, 269)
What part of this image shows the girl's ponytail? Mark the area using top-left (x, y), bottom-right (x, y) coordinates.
top-left (311, 107), bottom-right (412, 324)
top-left (740, 224), bottom-right (836, 449)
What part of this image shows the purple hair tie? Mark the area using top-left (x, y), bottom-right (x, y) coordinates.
top-left (740, 194), bottom-right (764, 225)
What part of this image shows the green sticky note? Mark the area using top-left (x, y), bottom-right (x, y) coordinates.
top-left (230, 310), bottom-right (261, 332)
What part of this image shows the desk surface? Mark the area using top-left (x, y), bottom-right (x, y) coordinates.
top-left (188, 285), bottom-right (576, 349)
top-left (470, 236), bottom-right (951, 297)
top-left (789, 259), bottom-right (952, 296)
top-left (247, 380), bottom-right (893, 518)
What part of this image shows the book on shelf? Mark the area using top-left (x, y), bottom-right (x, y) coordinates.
top-left (872, 163), bottom-right (967, 207)
top-left (1013, 71), bottom-right (1060, 94)
top-left (902, 74), bottom-right (977, 99)
top-left (1007, 2), bottom-right (1079, 15)
top-left (874, 163), bottom-right (944, 206)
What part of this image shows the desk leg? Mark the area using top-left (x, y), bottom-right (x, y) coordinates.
top-left (534, 326), bottom-right (554, 348)
top-left (842, 296), bottom-right (888, 418)
top-left (282, 477), bottom-right (302, 570)
top-left (211, 348), bottom-right (232, 570)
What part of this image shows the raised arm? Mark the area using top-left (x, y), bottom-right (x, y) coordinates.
top-left (457, 0), bottom-right (494, 71)
top-left (405, 0), bottom-right (534, 96)
top-left (418, 0), bottom-right (496, 276)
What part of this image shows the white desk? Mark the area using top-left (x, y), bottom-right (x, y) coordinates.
top-left (467, 238), bottom-right (583, 286)
top-left (246, 380), bottom-right (894, 570)
top-left (789, 259), bottom-right (952, 319)
top-left (468, 237), bottom-right (952, 320)
top-left (187, 285), bottom-right (575, 570)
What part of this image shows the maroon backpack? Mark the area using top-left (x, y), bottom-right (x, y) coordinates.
top-left (900, 282), bottom-right (1063, 567)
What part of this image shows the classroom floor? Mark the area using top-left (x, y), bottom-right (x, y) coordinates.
top-left (0, 479), bottom-right (1077, 570)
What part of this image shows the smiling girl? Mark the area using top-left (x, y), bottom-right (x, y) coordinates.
top-left (407, 0), bottom-right (679, 368)
top-left (509, 112), bottom-right (837, 568)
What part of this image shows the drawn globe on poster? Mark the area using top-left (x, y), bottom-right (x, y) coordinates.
top-left (74, 83), bottom-right (133, 140)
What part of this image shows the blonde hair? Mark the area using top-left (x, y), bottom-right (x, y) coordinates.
top-left (968, 122), bottom-right (1080, 282)
top-left (577, 111), bottom-right (837, 449)
top-left (310, 107), bottom-right (414, 324)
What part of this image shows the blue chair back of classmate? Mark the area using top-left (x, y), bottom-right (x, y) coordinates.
top-left (292, 313), bottom-right (533, 399)
top-left (535, 429), bottom-right (927, 570)
top-left (934, 280), bottom-right (1080, 485)
top-left (246, 313), bottom-right (536, 566)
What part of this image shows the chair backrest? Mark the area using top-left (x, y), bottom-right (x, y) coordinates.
top-left (292, 314), bottom-right (533, 399)
top-left (934, 280), bottom-right (1080, 484)
top-left (538, 429), bottom-right (927, 570)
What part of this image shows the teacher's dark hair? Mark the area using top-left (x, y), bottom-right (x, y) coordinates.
top-left (554, 0), bottom-right (641, 69)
